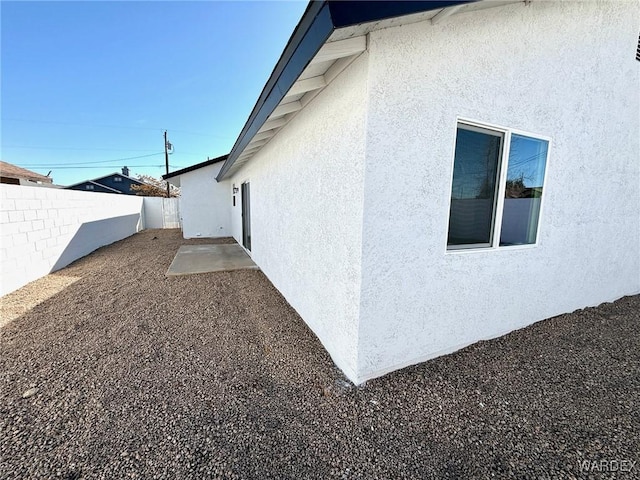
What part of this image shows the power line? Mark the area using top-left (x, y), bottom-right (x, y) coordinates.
top-left (3, 117), bottom-right (230, 138)
top-left (17, 153), bottom-right (165, 167)
top-left (37, 164), bottom-right (184, 170)
top-left (4, 146), bottom-right (213, 157)
top-left (3, 145), bottom-right (162, 152)
top-left (3, 117), bottom-right (162, 131)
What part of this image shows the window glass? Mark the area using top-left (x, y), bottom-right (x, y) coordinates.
top-left (447, 122), bottom-right (549, 251)
top-left (499, 135), bottom-right (548, 246)
top-left (447, 126), bottom-right (503, 248)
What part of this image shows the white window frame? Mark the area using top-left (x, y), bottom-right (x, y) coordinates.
top-left (446, 117), bottom-right (551, 254)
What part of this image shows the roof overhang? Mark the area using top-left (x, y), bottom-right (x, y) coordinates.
top-left (216, 0), bottom-right (490, 181)
top-left (163, 154), bottom-right (228, 187)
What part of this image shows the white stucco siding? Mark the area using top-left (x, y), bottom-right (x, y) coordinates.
top-left (179, 162), bottom-right (231, 238)
top-left (230, 53), bottom-right (369, 380)
top-left (357, 1), bottom-right (640, 381)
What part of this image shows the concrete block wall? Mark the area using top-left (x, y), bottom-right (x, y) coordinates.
top-left (0, 185), bottom-right (145, 296)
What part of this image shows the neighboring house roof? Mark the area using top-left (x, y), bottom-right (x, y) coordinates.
top-left (66, 172), bottom-right (144, 188)
top-left (163, 154), bottom-right (228, 180)
top-left (66, 172), bottom-right (145, 195)
top-left (216, 0), bottom-right (479, 180)
top-left (0, 161), bottom-right (53, 184)
top-left (69, 180), bottom-right (123, 194)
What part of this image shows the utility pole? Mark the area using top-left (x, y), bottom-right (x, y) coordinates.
top-left (164, 130), bottom-right (170, 198)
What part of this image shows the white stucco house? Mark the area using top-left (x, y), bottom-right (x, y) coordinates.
top-left (165, 0), bottom-right (640, 384)
top-left (163, 155), bottom-right (229, 239)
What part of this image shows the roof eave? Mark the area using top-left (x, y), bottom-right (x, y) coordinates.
top-left (216, 0), bottom-right (476, 181)
top-left (163, 154), bottom-right (229, 181)
top-left (216, 1), bottom-right (334, 181)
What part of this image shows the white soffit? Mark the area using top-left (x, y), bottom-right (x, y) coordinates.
top-left (228, 0), bottom-right (526, 176)
top-left (329, 0), bottom-right (526, 41)
top-left (226, 35), bottom-right (367, 176)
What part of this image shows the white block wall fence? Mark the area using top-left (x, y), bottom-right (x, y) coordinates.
top-left (0, 185), bottom-right (180, 296)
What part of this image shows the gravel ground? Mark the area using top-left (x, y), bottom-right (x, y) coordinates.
top-left (1, 229), bottom-right (638, 479)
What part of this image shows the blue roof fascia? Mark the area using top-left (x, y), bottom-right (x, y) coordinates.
top-left (216, 0), bottom-right (475, 181)
top-left (327, 1), bottom-right (475, 27)
top-left (163, 154), bottom-right (228, 180)
top-left (217, 1), bottom-right (333, 181)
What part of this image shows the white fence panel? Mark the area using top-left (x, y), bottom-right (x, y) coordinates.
top-left (142, 197), bottom-right (180, 229)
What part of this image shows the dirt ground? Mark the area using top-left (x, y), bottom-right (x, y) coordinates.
top-left (1, 229), bottom-right (638, 479)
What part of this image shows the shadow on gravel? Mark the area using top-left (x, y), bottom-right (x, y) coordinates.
top-left (0, 273), bottom-right (81, 329)
top-left (0, 230), bottom-right (638, 479)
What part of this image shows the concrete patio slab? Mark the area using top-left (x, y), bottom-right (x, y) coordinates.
top-left (166, 243), bottom-right (258, 276)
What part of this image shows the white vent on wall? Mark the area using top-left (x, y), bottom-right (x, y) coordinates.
top-left (114, 177), bottom-right (122, 182)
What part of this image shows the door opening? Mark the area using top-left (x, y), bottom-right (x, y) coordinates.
top-left (241, 182), bottom-right (251, 251)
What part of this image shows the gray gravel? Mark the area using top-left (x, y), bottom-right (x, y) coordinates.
top-left (1, 229), bottom-right (638, 479)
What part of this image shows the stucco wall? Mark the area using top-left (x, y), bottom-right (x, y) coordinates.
top-left (356, 0), bottom-right (640, 381)
top-left (179, 162), bottom-right (231, 238)
top-left (229, 53), bottom-right (370, 381)
top-left (0, 185), bottom-right (144, 296)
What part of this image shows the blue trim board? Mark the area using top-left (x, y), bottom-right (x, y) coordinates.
top-left (217, 0), bottom-right (475, 181)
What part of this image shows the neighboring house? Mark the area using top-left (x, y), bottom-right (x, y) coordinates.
top-left (66, 167), bottom-right (145, 195)
top-left (0, 161), bottom-right (55, 187)
top-left (163, 155), bottom-right (229, 238)
top-left (166, 0), bottom-right (640, 384)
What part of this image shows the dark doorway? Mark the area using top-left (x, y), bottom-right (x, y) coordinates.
top-left (241, 182), bottom-right (251, 251)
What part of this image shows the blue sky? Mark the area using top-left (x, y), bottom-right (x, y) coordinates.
top-left (1, 1), bottom-right (308, 186)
